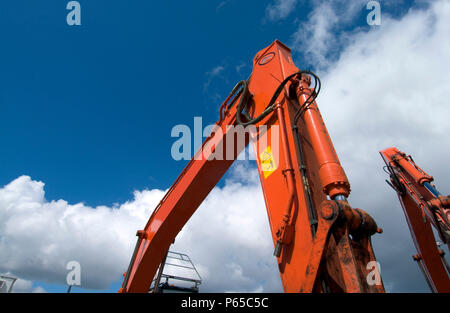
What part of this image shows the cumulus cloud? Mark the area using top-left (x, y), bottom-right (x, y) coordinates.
top-left (0, 161), bottom-right (282, 292)
top-left (0, 175), bottom-right (165, 290)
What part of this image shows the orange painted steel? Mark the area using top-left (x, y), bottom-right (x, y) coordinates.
top-left (295, 74), bottom-right (350, 199)
top-left (380, 147), bottom-right (450, 292)
top-left (119, 40), bottom-right (384, 293)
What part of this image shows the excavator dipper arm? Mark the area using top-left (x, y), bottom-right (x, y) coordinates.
top-left (380, 147), bottom-right (450, 292)
top-left (120, 41), bottom-right (384, 293)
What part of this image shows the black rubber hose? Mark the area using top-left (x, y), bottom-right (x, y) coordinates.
top-left (235, 71), bottom-right (321, 126)
top-left (293, 70), bottom-right (321, 125)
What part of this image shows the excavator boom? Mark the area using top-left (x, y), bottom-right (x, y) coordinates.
top-left (380, 147), bottom-right (450, 292)
top-left (120, 41), bottom-right (384, 293)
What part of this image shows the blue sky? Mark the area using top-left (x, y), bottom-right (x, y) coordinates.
top-left (0, 1), bottom-right (301, 207)
top-left (0, 0), bottom-right (420, 206)
top-left (1, 0), bottom-right (449, 293)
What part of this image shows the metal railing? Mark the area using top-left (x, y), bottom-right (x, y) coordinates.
top-left (150, 251), bottom-right (202, 293)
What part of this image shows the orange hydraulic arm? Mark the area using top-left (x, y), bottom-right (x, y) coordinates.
top-left (380, 147), bottom-right (450, 292)
top-left (119, 40), bottom-right (384, 293)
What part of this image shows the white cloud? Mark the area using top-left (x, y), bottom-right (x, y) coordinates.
top-left (203, 65), bottom-right (229, 103)
top-left (291, 0), bottom-right (368, 70)
top-left (7, 277), bottom-right (46, 293)
top-left (235, 62), bottom-right (246, 75)
top-left (0, 175), bottom-right (165, 290)
top-left (266, 0), bottom-right (298, 21)
top-left (208, 66), bottom-right (225, 77)
top-left (204, 65), bottom-right (225, 91)
top-left (0, 161), bottom-right (282, 292)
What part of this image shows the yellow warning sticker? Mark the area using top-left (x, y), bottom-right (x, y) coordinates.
top-left (260, 146), bottom-right (277, 178)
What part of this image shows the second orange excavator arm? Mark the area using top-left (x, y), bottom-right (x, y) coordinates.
top-left (380, 147), bottom-right (450, 292)
top-left (120, 40), bottom-right (384, 293)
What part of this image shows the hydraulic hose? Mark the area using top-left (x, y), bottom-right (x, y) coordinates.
top-left (234, 71), bottom-right (320, 126)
